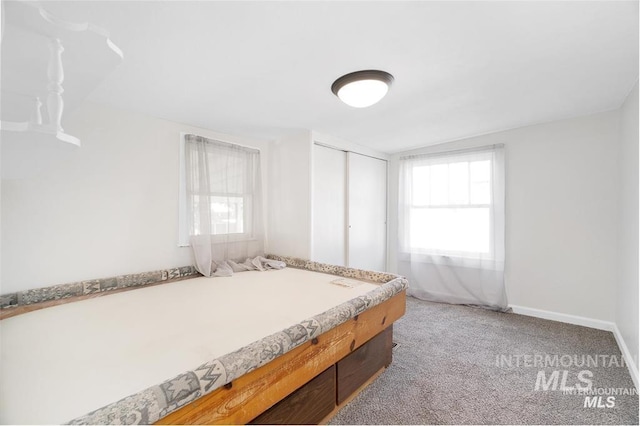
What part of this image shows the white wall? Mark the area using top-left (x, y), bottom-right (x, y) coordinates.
top-left (1, 102), bottom-right (270, 293)
top-left (267, 130), bottom-right (313, 259)
top-left (389, 110), bottom-right (621, 322)
top-left (312, 144), bottom-right (347, 266)
top-left (617, 80), bottom-right (639, 370)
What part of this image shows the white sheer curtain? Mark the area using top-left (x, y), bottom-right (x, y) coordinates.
top-left (184, 134), bottom-right (266, 277)
top-left (398, 144), bottom-right (508, 311)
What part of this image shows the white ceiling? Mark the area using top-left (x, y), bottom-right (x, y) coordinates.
top-left (8, 1), bottom-right (640, 153)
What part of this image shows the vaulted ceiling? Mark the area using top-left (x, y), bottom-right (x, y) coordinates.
top-left (5, 1), bottom-right (639, 153)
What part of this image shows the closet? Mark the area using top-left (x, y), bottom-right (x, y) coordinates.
top-left (268, 130), bottom-right (388, 272)
top-left (312, 144), bottom-right (387, 271)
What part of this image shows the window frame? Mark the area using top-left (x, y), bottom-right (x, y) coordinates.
top-left (178, 132), bottom-right (259, 247)
top-left (401, 150), bottom-right (496, 260)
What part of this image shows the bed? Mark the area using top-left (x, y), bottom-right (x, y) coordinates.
top-left (0, 256), bottom-right (407, 424)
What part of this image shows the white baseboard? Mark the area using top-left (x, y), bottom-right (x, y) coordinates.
top-left (509, 304), bottom-right (638, 390)
top-left (509, 304), bottom-right (615, 331)
top-left (612, 323), bottom-right (640, 391)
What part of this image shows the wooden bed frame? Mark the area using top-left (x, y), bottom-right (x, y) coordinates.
top-left (156, 290), bottom-right (406, 425)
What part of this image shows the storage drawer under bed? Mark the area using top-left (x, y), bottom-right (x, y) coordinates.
top-left (249, 325), bottom-right (393, 424)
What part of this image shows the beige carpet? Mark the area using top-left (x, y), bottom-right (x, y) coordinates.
top-left (330, 296), bottom-right (639, 425)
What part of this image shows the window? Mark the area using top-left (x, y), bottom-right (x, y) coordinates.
top-left (399, 146), bottom-right (503, 260)
top-left (398, 144), bottom-right (507, 309)
top-left (178, 133), bottom-right (261, 246)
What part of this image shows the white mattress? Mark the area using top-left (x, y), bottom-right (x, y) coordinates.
top-left (0, 268), bottom-right (379, 424)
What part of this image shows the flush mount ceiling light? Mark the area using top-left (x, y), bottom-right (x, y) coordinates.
top-left (331, 70), bottom-right (394, 108)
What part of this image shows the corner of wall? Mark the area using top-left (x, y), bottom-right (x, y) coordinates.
top-left (615, 80), bottom-right (639, 375)
top-left (613, 323), bottom-right (640, 391)
top-left (266, 131), bottom-right (313, 259)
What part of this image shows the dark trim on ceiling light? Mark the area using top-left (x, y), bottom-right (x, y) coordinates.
top-left (331, 70), bottom-right (394, 96)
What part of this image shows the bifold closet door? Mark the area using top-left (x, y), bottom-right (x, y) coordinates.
top-left (312, 144), bottom-right (347, 266)
top-left (348, 152), bottom-right (387, 272)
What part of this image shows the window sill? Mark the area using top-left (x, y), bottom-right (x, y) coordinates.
top-left (178, 235), bottom-right (260, 248)
top-left (398, 252), bottom-right (504, 273)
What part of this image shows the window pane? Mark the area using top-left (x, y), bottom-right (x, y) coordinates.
top-left (429, 164), bottom-right (448, 205)
top-left (470, 182), bottom-right (490, 204)
top-left (448, 162), bottom-right (469, 205)
top-left (190, 195), bottom-right (245, 235)
top-left (412, 166), bottom-right (429, 205)
top-left (470, 160), bottom-right (490, 181)
top-left (410, 207), bottom-right (490, 254)
top-left (207, 151), bottom-right (248, 194)
top-left (470, 160), bottom-right (490, 204)
top-left (191, 195), bottom-right (202, 235)
top-left (211, 196), bottom-right (244, 234)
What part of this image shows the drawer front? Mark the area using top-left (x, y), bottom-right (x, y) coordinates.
top-left (336, 325), bottom-right (393, 404)
top-left (249, 365), bottom-right (336, 425)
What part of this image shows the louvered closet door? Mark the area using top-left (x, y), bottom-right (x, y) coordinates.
top-left (312, 144), bottom-right (347, 266)
top-left (347, 152), bottom-right (387, 272)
